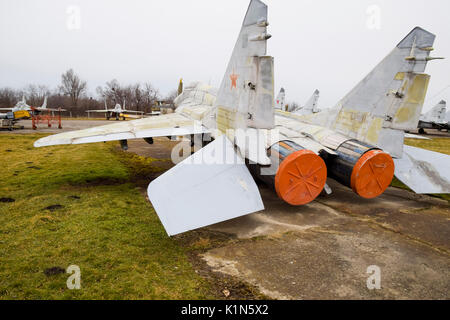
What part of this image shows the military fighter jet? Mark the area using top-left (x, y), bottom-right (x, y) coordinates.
top-left (291, 89), bottom-right (321, 115)
top-left (0, 96), bottom-right (33, 120)
top-left (0, 96), bottom-right (63, 120)
top-left (417, 100), bottom-right (448, 133)
top-left (34, 0), bottom-right (449, 236)
top-left (86, 100), bottom-right (144, 120)
top-left (0, 95), bottom-right (48, 113)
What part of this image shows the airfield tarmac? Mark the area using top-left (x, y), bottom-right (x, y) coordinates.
top-left (128, 138), bottom-right (450, 300)
top-left (3, 119), bottom-right (450, 299)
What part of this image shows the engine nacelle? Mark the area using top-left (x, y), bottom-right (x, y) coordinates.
top-left (326, 140), bottom-right (395, 199)
top-left (251, 140), bottom-right (327, 206)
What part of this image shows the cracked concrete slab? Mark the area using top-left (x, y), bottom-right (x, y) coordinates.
top-left (201, 180), bottom-right (449, 299)
top-left (203, 222), bottom-right (449, 299)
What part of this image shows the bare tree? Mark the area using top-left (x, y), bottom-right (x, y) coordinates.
top-left (0, 88), bottom-right (20, 108)
top-left (97, 80), bottom-right (159, 113)
top-left (164, 89), bottom-right (178, 104)
top-left (59, 69), bottom-right (87, 107)
top-left (287, 102), bottom-right (300, 112)
top-left (24, 84), bottom-right (50, 106)
top-left (143, 82), bottom-right (159, 110)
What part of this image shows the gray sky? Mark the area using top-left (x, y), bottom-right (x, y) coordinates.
top-left (0, 0), bottom-right (449, 112)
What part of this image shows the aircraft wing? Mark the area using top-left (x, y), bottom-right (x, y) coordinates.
top-left (394, 145), bottom-right (450, 194)
top-left (0, 108), bottom-right (13, 111)
top-left (34, 112), bottom-right (209, 147)
top-left (123, 110), bottom-right (144, 114)
top-left (121, 114), bottom-right (143, 119)
top-left (35, 108), bottom-right (66, 112)
top-left (86, 110), bottom-right (111, 113)
top-left (404, 133), bottom-right (431, 140)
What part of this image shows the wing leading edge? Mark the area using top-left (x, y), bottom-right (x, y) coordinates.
top-left (34, 113), bottom-right (209, 148)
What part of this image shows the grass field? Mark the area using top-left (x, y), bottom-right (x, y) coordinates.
top-left (0, 134), bottom-right (214, 299)
top-left (0, 134), bottom-right (448, 299)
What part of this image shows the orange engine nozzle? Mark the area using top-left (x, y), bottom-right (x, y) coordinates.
top-left (350, 150), bottom-right (395, 199)
top-left (275, 150), bottom-right (327, 205)
top-left (327, 139), bottom-right (395, 199)
top-left (249, 141), bottom-right (327, 206)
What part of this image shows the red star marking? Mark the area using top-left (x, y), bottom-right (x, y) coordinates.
top-left (230, 71), bottom-right (238, 89)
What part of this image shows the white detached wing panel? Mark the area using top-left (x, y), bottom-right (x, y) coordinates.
top-left (147, 135), bottom-right (264, 236)
top-left (394, 145), bottom-right (450, 194)
top-left (34, 113), bottom-right (208, 147)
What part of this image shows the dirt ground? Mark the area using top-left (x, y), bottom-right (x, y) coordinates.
top-left (4, 119), bottom-right (450, 299)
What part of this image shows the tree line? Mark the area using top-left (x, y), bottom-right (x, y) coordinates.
top-left (0, 69), bottom-right (174, 117)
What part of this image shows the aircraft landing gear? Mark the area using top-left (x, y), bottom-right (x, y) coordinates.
top-left (418, 128), bottom-right (426, 134)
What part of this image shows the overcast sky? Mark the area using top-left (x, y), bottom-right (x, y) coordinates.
top-left (0, 0), bottom-right (449, 112)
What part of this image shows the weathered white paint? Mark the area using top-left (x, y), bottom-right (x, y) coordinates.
top-left (147, 135), bottom-right (264, 236)
top-left (394, 145), bottom-right (450, 194)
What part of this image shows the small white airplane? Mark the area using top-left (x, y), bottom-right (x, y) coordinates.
top-left (417, 100), bottom-right (448, 133)
top-left (291, 89), bottom-right (321, 115)
top-left (86, 100), bottom-right (144, 120)
top-left (35, 0), bottom-right (449, 237)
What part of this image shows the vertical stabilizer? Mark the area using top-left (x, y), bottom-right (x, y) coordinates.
top-left (275, 88), bottom-right (285, 110)
top-left (304, 89), bottom-right (320, 113)
top-left (307, 27), bottom-right (442, 158)
top-left (215, 0), bottom-right (274, 132)
top-left (293, 89), bottom-right (320, 115)
top-left (41, 96), bottom-right (47, 109)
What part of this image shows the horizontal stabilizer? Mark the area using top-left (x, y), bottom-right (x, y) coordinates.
top-left (394, 145), bottom-right (450, 194)
top-left (404, 133), bottom-right (431, 140)
top-left (147, 135), bottom-right (264, 236)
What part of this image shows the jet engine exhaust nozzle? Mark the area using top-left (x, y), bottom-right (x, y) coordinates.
top-left (251, 141), bottom-right (327, 206)
top-left (350, 150), bottom-right (395, 199)
top-left (274, 149), bottom-right (327, 206)
top-left (326, 140), bottom-right (395, 199)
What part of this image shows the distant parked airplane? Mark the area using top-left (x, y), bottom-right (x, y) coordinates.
top-left (0, 96), bottom-right (63, 119)
top-left (417, 100), bottom-right (448, 133)
top-left (86, 100), bottom-right (144, 120)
